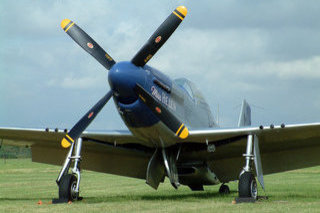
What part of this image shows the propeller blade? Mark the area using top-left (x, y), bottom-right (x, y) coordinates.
top-left (131, 6), bottom-right (187, 67)
top-left (61, 91), bottom-right (113, 148)
top-left (61, 19), bottom-right (116, 70)
top-left (135, 84), bottom-right (189, 139)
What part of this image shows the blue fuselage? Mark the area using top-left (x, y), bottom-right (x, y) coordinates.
top-left (108, 61), bottom-right (215, 146)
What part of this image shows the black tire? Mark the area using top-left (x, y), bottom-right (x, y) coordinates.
top-left (238, 172), bottom-right (257, 199)
top-left (59, 174), bottom-right (78, 201)
top-left (219, 184), bottom-right (230, 194)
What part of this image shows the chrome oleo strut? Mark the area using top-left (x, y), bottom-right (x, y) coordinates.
top-left (56, 138), bottom-right (83, 194)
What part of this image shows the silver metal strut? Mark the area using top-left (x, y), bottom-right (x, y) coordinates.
top-left (243, 134), bottom-right (254, 173)
top-left (241, 134), bottom-right (265, 190)
top-left (56, 142), bottom-right (75, 184)
top-left (71, 138), bottom-right (82, 194)
top-left (56, 137), bottom-right (83, 195)
top-left (159, 137), bottom-right (179, 189)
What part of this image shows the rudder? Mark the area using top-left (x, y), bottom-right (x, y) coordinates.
top-left (238, 99), bottom-right (251, 127)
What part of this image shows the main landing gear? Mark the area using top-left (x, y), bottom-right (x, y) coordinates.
top-left (237, 134), bottom-right (261, 201)
top-left (238, 172), bottom-right (257, 199)
top-left (53, 138), bottom-right (83, 203)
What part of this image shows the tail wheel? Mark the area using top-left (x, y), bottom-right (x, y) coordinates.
top-left (219, 184), bottom-right (230, 194)
top-left (59, 174), bottom-right (78, 201)
top-left (238, 172), bottom-right (257, 199)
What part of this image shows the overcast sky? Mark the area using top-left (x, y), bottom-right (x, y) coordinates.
top-left (1, 0), bottom-right (320, 131)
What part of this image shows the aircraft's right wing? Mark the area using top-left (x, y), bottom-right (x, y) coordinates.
top-left (0, 127), bottom-right (153, 179)
top-left (179, 123), bottom-right (320, 183)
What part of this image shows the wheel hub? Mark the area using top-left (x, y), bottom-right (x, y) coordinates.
top-left (250, 179), bottom-right (258, 199)
top-left (70, 180), bottom-right (78, 200)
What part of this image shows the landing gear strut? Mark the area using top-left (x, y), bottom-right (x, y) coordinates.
top-left (53, 138), bottom-right (83, 203)
top-left (238, 135), bottom-right (258, 200)
top-left (159, 138), bottom-right (180, 189)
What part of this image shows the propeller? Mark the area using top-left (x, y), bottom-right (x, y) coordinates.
top-left (61, 19), bottom-right (116, 70)
top-left (131, 6), bottom-right (187, 67)
top-left (135, 84), bottom-right (189, 139)
top-left (59, 6), bottom-right (188, 148)
top-left (61, 91), bottom-right (113, 148)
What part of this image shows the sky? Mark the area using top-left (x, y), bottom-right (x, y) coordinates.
top-left (1, 0), bottom-right (320, 131)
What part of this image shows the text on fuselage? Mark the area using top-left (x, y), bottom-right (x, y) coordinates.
top-left (151, 86), bottom-right (176, 111)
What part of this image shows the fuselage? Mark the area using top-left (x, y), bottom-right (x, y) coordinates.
top-left (108, 61), bottom-right (216, 147)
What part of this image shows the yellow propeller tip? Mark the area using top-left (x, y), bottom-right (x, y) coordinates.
top-left (179, 126), bottom-right (189, 139)
top-left (176, 6), bottom-right (188, 17)
top-left (61, 138), bottom-right (71, 148)
top-left (61, 19), bottom-right (72, 29)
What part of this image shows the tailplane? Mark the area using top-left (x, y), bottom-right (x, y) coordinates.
top-left (238, 99), bottom-right (251, 127)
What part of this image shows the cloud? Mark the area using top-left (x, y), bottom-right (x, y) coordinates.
top-left (2, 0), bottom-right (320, 130)
top-left (47, 76), bottom-right (105, 89)
top-left (245, 56), bottom-right (320, 80)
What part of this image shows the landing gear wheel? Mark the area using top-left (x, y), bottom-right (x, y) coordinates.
top-left (238, 172), bottom-right (257, 199)
top-left (59, 174), bottom-right (78, 201)
top-left (219, 184), bottom-right (230, 194)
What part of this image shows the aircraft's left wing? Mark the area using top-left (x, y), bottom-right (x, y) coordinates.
top-left (180, 123), bottom-right (320, 183)
top-left (0, 127), bottom-right (152, 179)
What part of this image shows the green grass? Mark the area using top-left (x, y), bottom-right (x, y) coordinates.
top-left (1, 159), bottom-right (320, 212)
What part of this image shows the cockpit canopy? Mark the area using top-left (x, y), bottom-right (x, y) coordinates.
top-left (174, 78), bottom-right (206, 102)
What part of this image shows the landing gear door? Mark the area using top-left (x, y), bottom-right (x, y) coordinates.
top-left (254, 135), bottom-right (265, 191)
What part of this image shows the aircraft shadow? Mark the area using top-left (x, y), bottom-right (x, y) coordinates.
top-left (83, 190), bottom-right (238, 204)
top-left (3, 192), bottom-right (319, 204)
top-left (0, 197), bottom-right (53, 202)
top-left (0, 191), bottom-right (238, 203)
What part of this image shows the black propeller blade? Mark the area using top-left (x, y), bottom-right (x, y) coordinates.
top-left (135, 84), bottom-right (189, 139)
top-left (61, 19), bottom-right (116, 70)
top-left (131, 6), bottom-right (187, 67)
top-left (61, 91), bottom-right (113, 148)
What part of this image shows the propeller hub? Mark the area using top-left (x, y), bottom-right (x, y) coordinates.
top-left (108, 62), bottom-right (146, 104)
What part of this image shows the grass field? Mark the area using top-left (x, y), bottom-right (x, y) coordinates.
top-left (1, 159), bottom-right (320, 212)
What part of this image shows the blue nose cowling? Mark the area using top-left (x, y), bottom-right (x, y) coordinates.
top-left (108, 61), bottom-right (146, 104)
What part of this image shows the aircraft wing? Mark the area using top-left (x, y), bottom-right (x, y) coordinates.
top-left (181, 123), bottom-right (320, 183)
top-left (0, 127), bottom-right (152, 179)
top-left (2, 123), bottom-right (320, 183)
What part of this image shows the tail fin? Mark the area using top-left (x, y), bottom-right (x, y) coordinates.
top-left (238, 99), bottom-right (251, 127)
